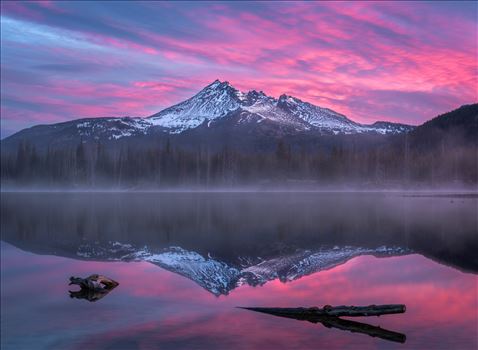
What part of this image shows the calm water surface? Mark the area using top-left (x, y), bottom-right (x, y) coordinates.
top-left (1, 192), bottom-right (477, 350)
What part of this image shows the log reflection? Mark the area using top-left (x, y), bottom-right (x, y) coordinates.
top-left (240, 306), bottom-right (406, 344)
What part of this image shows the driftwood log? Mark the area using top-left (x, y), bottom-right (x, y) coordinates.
top-left (241, 305), bottom-right (405, 317)
top-left (69, 274), bottom-right (119, 290)
top-left (69, 274), bottom-right (119, 302)
top-left (239, 305), bottom-right (406, 343)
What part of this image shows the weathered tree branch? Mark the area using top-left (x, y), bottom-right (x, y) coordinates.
top-left (240, 304), bottom-right (405, 318)
top-left (319, 315), bottom-right (406, 343)
top-left (239, 305), bottom-right (406, 343)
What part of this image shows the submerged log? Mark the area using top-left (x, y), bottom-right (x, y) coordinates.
top-left (317, 314), bottom-right (406, 343)
top-left (240, 304), bottom-right (405, 318)
top-left (68, 274), bottom-right (119, 302)
top-left (69, 274), bottom-right (119, 291)
top-left (239, 305), bottom-right (406, 344)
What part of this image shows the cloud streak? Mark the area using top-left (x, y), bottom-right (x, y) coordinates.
top-left (1, 1), bottom-right (476, 137)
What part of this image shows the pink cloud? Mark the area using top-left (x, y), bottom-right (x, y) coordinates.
top-left (1, 1), bottom-right (476, 135)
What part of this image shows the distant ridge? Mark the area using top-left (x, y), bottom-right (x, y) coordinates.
top-left (1, 80), bottom-right (414, 153)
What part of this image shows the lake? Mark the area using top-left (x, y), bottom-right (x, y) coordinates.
top-left (1, 192), bottom-right (477, 349)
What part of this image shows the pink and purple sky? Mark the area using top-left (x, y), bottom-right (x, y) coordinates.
top-left (1, 1), bottom-right (477, 138)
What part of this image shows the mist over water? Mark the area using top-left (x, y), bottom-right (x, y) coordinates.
top-left (2, 191), bottom-right (477, 262)
top-left (1, 1), bottom-right (476, 348)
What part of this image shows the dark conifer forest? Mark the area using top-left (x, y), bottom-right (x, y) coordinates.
top-left (1, 104), bottom-right (477, 188)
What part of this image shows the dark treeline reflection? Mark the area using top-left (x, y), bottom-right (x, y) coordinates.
top-left (1, 135), bottom-right (477, 188)
top-left (1, 192), bottom-right (477, 272)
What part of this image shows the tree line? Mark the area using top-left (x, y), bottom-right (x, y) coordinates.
top-left (1, 136), bottom-right (476, 188)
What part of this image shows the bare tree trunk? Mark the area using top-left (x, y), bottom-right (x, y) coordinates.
top-left (240, 304), bottom-right (406, 343)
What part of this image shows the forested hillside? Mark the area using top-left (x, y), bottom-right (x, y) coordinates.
top-left (1, 104), bottom-right (476, 188)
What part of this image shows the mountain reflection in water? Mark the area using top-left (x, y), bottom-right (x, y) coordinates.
top-left (1, 192), bottom-right (477, 349)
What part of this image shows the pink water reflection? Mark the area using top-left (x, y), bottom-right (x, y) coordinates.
top-left (1, 243), bottom-right (477, 350)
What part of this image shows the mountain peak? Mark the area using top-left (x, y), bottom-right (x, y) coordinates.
top-left (247, 90), bottom-right (267, 98)
top-left (278, 94), bottom-right (302, 105)
top-left (145, 80), bottom-right (413, 135)
top-left (207, 79), bottom-right (231, 90)
top-left (70, 241), bottom-right (410, 296)
top-left (148, 79), bottom-right (244, 132)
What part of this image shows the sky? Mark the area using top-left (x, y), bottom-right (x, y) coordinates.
top-left (1, 1), bottom-right (477, 138)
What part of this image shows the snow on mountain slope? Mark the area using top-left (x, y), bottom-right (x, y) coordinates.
top-left (131, 246), bottom-right (240, 295)
top-left (240, 92), bottom-right (313, 130)
top-left (77, 242), bottom-right (240, 295)
top-left (277, 94), bottom-right (355, 130)
top-left (75, 241), bottom-right (410, 296)
top-left (148, 80), bottom-right (245, 133)
top-left (237, 246), bottom-right (409, 287)
top-left (76, 117), bottom-right (151, 140)
top-left (146, 80), bottom-right (412, 135)
top-left (2, 80), bottom-right (413, 148)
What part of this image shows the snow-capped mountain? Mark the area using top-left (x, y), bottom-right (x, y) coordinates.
top-left (147, 79), bottom-right (413, 135)
top-left (148, 80), bottom-right (245, 133)
top-left (2, 80), bottom-right (414, 147)
top-left (0, 79), bottom-right (416, 154)
top-left (75, 241), bottom-right (410, 296)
